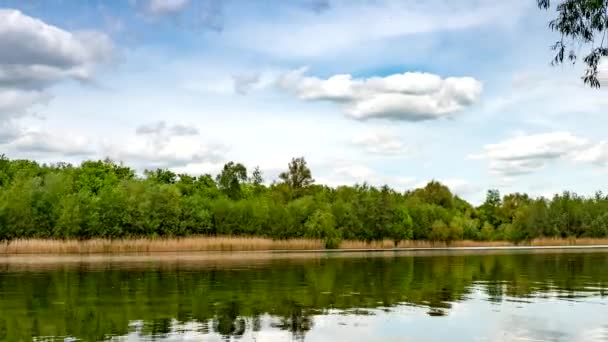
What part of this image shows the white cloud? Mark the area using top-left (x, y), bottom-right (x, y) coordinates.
top-left (145, 0), bottom-right (190, 15)
top-left (441, 178), bottom-right (482, 198)
top-left (316, 159), bottom-right (415, 190)
top-left (482, 70), bottom-right (608, 127)
top-left (575, 141), bottom-right (608, 166)
top-left (232, 72), bottom-right (261, 95)
top-left (104, 121), bottom-right (226, 170)
top-left (470, 132), bottom-right (590, 176)
top-left (0, 120), bottom-right (22, 144)
top-left (351, 130), bottom-right (407, 155)
top-left (135, 121), bottom-right (199, 136)
top-left (138, 0), bottom-right (224, 31)
top-left (278, 68), bottom-right (482, 121)
top-left (8, 131), bottom-right (94, 156)
top-left (0, 9), bottom-right (113, 120)
top-left (225, 0), bottom-right (528, 59)
top-left (0, 10), bottom-right (113, 86)
top-left (0, 89), bottom-right (51, 116)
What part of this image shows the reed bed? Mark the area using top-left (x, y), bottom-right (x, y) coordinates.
top-left (339, 240), bottom-right (512, 249)
top-left (0, 237), bottom-right (324, 254)
top-left (0, 236), bottom-right (607, 254)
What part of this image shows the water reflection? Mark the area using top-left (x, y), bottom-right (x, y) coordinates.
top-left (0, 251), bottom-right (607, 341)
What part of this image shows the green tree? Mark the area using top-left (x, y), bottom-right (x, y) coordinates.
top-left (279, 157), bottom-right (314, 190)
top-left (429, 220), bottom-right (450, 242)
top-left (144, 168), bottom-right (177, 184)
top-left (411, 181), bottom-right (454, 209)
top-left (305, 208), bottom-right (341, 249)
top-left (480, 222), bottom-right (495, 241)
top-left (389, 206), bottom-right (413, 246)
top-left (479, 189), bottom-right (503, 228)
top-left (216, 162), bottom-right (248, 200)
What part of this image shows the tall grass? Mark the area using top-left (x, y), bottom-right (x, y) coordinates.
top-left (0, 237), bottom-right (607, 254)
top-left (0, 237), bottom-right (324, 254)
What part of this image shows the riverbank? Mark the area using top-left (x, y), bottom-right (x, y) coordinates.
top-left (1, 236), bottom-right (608, 254)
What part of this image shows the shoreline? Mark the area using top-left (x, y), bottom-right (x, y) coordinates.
top-left (1, 245), bottom-right (608, 272)
top-left (1, 236), bottom-right (608, 255)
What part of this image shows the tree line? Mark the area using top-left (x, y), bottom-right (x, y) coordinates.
top-left (0, 154), bottom-right (607, 246)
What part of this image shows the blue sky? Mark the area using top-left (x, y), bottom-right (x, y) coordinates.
top-left (1, 0), bottom-right (607, 204)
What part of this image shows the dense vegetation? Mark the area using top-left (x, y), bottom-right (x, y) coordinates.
top-left (1, 154), bottom-right (608, 246)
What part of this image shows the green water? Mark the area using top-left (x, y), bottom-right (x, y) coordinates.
top-left (1, 250), bottom-right (608, 341)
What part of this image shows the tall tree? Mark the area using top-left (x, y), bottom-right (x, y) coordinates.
top-left (250, 166), bottom-right (265, 194)
top-left (144, 168), bottom-right (177, 184)
top-left (279, 157), bottom-right (314, 189)
top-left (216, 162), bottom-right (248, 200)
top-left (538, 0), bottom-right (608, 87)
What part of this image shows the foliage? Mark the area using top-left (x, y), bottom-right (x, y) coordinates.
top-left (537, 0), bottom-right (608, 87)
top-left (216, 162), bottom-right (248, 200)
top-left (0, 155), bottom-right (607, 243)
top-left (278, 157), bottom-right (314, 192)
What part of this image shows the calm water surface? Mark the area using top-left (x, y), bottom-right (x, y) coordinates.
top-left (1, 249), bottom-right (608, 341)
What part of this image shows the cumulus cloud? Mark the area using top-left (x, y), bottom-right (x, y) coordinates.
top-left (470, 132), bottom-right (590, 176)
top-left (0, 9), bottom-right (113, 120)
top-left (105, 121), bottom-right (226, 170)
top-left (278, 68), bottom-right (482, 121)
top-left (0, 10), bottom-right (113, 87)
top-left (351, 131), bottom-right (407, 155)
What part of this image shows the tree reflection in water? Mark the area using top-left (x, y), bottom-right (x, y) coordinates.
top-left (0, 251), bottom-right (607, 341)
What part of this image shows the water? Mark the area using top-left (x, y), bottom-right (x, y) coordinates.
top-left (1, 249), bottom-right (608, 341)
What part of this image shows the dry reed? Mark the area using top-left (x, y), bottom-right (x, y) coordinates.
top-left (0, 237), bottom-right (324, 254)
top-left (0, 236), bottom-right (607, 254)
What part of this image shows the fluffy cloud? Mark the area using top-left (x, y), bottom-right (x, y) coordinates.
top-left (104, 121), bottom-right (226, 170)
top-left (278, 68), bottom-right (482, 121)
top-left (0, 9), bottom-right (112, 119)
top-left (351, 131), bottom-right (407, 155)
top-left (0, 10), bottom-right (113, 87)
top-left (470, 132), bottom-right (590, 176)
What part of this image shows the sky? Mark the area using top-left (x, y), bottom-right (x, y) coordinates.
top-left (0, 0), bottom-right (608, 204)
